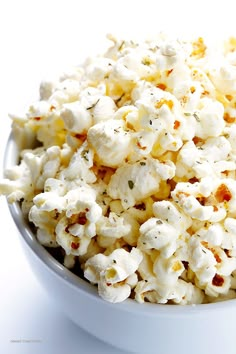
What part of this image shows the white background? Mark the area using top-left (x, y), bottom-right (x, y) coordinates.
top-left (1, 1), bottom-right (236, 353)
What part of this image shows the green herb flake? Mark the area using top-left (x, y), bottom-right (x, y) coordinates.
top-left (115, 93), bottom-right (125, 104)
top-left (142, 57), bottom-right (151, 66)
top-left (156, 220), bottom-right (163, 225)
top-left (86, 99), bottom-right (100, 110)
top-left (140, 161), bottom-right (146, 166)
top-left (193, 112), bottom-right (200, 122)
top-left (128, 180), bottom-right (134, 189)
top-left (184, 112), bottom-right (191, 116)
top-left (118, 40), bottom-right (125, 51)
top-left (81, 150), bottom-right (89, 161)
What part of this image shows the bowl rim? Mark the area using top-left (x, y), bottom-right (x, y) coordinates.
top-left (4, 133), bottom-right (236, 315)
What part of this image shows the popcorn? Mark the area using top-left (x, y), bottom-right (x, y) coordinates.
top-left (49, 79), bottom-right (81, 107)
top-left (108, 158), bottom-right (175, 208)
top-left (194, 98), bottom-right (225, 139)
top-left (135, 277), bottom-right (204, 305)
top-left (126, 197), bottom-right (154, 224)
top-left (29, 206), bottom-right (59, 247)
top-left (96, 212), bottom-right (131, 238)
top-left (59, 141), bottom-right (96, 184)
top-left (56, 216), bottom-right (91, 256)
top-left (27, 100), bottom-right (52, 120)
top-left (87, 119), bottom-right (132, 167)
top-left (114, 105), bottom-right (139, 131)
top-left (92, 96), bottom-right (117, 124)
top-left (23, 145), bottom-right (61, 190)
top-left (61, 101), bottom-right (92, 134)
top-left (210, 64), bottom-right (236, 95)
top-left (0, 161), bottom-right (33, 202)
top-left (63, 254), bottom-right (76, 269)
top-left (153, 255), bottom-right (185, 287)
top-left (138, 218), bottom-right (179, 258)
top-left (40, 79), bottom-right (58, 100)
top-left (85, 57), bottom-right (115, 82)
top-left (84, 248), bottom-right (143, 303)
top-left (3, 33), bottom-right (236, 305)
top-left (33, 191), bottom-right (66, 213)
top-left (65, 185), bottom-right (102, 238)
top-left (188, 236), bottom-right (217, 283)
top-left (152, 200), bottom-right (192, 232)
top-left (171, 179), bottom-right (216, 221)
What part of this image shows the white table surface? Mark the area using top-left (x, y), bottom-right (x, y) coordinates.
top-left (1, 1), bottom-right (236, 353)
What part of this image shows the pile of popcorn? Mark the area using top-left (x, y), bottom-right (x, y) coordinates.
top-left (2, 34), bottom-right (236, 304)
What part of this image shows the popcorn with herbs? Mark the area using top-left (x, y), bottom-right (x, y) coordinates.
top-left (84, 248), bottom-right (143, 303)
top-left (85, 57), bottom-right (115, 82)
top-left (96, 212), bottom-right (131, 238)
top-left (171, 178), bottom-right (227, 222)
top-left (134, 131), bottom-right (157, 156)
top-left (176, 136), bottom-right (234, 179)
top-left (60, 101), bottom-right (92, 134)
top-left (152, 200), bottom-right (192, 232)
top-left (59, 141), bottom-right (96, 184)
top-left (3, 33), bottom-right (236, 305)
top-left (194, 98), bottom-right (225, 139)
top-left (114, 105), bottom-right (139, 131)
top-left (49, 79), bottom-right (81, 107)
top-left (108, 158), bottom-right (175, 208)
top-left (92, 96), bottom-right (117, 124)
top-left (188, 236), bottom-right (217, 283)
top-left (126, 197), bottom-right (154, 224)
top-left (138, 218), bottom-right (179, 258)
top-left (87, 119), bottom-right (132, 167)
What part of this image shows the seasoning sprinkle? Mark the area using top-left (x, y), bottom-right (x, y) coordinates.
top-left (86, 99), bottom-right (100, 110)
top-left (128, 180), bottom-right (134, 189)
top-left (193, 112), bottom-right (200, 122)
top-left (81, 150), bottom-right (89, 161)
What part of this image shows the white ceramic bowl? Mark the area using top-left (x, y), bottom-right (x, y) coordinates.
top-left (5, 134), bottom-right (236, 354)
